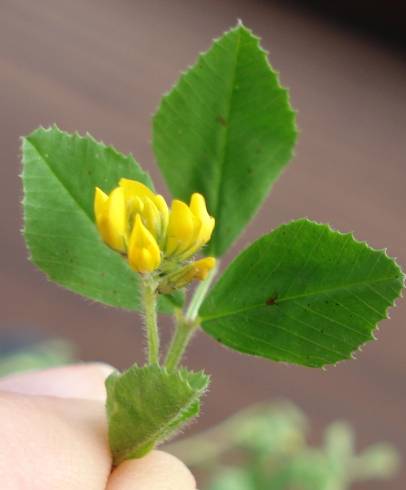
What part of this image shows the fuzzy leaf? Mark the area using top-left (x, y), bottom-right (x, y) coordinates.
top-left (200, 219), bottom-right (404, 367)
top-left (106, 364), bottom-right (209, 464)
top-left (153, 23), bottom-right (297, 257)
top-left (22, 126), bottom-right (180, 312)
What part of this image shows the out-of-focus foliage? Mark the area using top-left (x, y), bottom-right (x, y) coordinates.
top-left (0, 339), bottom-right (75, 377)
top-left (168, 402), bottom-right (400, 490)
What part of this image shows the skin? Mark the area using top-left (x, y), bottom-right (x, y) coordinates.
top-left (0, 364), bottom-right (196, 490)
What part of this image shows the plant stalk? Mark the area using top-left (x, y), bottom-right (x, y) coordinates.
top-left (141, 277), bottom-right (160, 365)
top-left (165, 314), bottom-right (198, 371)
top-left (185, 261), bottom-right (219, 321)
top-left (165, 262), bottom-right (219, 369)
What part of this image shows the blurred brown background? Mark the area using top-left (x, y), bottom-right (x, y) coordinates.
top-left (1, 0), bottom-right (405, 488)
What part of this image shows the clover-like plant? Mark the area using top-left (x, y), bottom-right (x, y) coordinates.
top-left (21, 23), bottom-right (404, 464)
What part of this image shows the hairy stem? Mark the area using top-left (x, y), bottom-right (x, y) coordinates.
top-left (141, 278), bottom-right (160, 365)
top-left (165, 313), bottom-right (199, 371)
top-left (165, 262), bottom-right (219, 369)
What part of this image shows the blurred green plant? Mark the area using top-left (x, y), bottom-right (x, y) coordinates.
top-left (168, 402), bottom-right (400, 490)
top-left (0, 339), bottom-right (75, 377)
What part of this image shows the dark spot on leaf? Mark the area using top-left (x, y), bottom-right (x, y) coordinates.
top-left (216, 115), bottom-right (227, 127)
top-left (113, 289), bottom-right (117, 294)
top-left (266, 294), bottom-right (278, 306)
top-left (87, 169), bottom-right (93, 176)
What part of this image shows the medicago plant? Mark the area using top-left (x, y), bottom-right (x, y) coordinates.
top-left (21, 23), bottom-right (404, 464)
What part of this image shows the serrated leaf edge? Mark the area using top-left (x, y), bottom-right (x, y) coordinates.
top-left (108, 365), bottom-right (210, 464)
top-left (153, 22), bottom-right (298, 257)
top-left (201, 217), bottom-right (405, 369)
top-left (22, 124), bottom-right (152, 190)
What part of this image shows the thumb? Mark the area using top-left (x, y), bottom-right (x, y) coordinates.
top-left (107, 450), bottom-right (197, 490)
top-left (0, 365), bottom-right (197, 490)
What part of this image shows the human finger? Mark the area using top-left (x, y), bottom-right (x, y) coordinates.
top-left (0, 391), bottom-right (111, 490)
top-left (0, 363), bottom-right (113, 400)
top-left (106, 450), bottom-right (196, 490)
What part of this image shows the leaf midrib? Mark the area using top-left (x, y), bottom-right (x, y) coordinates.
top-left (210, 28), bottom-right (242, 255)
top-left (201, 274), bottom-right (400, 322)
top-left (25, 135), bottom-right (94, 225)
top-left (123, 400), bottom-right (196, 460)
top-left (118, 375), bottom-right (206, 461)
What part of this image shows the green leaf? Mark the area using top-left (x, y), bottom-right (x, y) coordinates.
top-left (209, 469), bottom-right (255, 490)
top-left (22, 126), bottom-right (180, 312)
top-left (153, 23), bottom-right (297, 257)
top-left (200, 219), bottom-right (404, 367)
top-left (106, 364), bottom-right (209, 464)
top-left (353, 444), bottom-right (400, 480)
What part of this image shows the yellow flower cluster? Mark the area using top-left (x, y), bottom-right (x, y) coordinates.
top-left (94, 178), bottom-right (216, 285)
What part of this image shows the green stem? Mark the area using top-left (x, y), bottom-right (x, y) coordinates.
top-left (165, 313), bottom-right (198, 371)
top-left (185, 261), bottom-right (219, 321)
top-left (165, 262), bottom-right (219, 370)
top-left (141, 277), bottom-right (160, 365)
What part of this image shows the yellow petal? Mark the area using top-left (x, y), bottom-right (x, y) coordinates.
top-left (132, 196), bottom-right (145, 214)
top-left (129, 248), bottom-right (158, 274)
top-left (119, 178), bottom-right (156, 202)
top-left (189, 193), bottom-right (209, 219)
top-left (105, 187), bottom-right (127, 252)
top-left (142, 197), bottom-right (161, 238)
top-left (154, 194), bottom-right (169, 237)
top-left (166, 200), bottom-right (199, 256)
top-left (94, 187), bottom-right (108, 228)
top-left (192, 257), bottom-right (216, 280)
top-left (165, 256), bottom-right (217, 289)
top-left (128, 215), bottom-right (161, 273)
top-left (94, 187), bottom-right (127, 252)
top-left (120, 179), bottom-right (169, 241)
top-left (188, 193), bottom-right (215, 254)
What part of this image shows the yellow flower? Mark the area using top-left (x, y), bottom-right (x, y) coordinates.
top-left (174, 257), bottom-right (217, 287)
top-left (94, 179), bottom-right (215, 282)
top-left (166, 193), bottom-right (215, 259)
top-left (158, 257), bottom-right (217, 293)
top-left (119, 178), bottom-right (169, 247)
